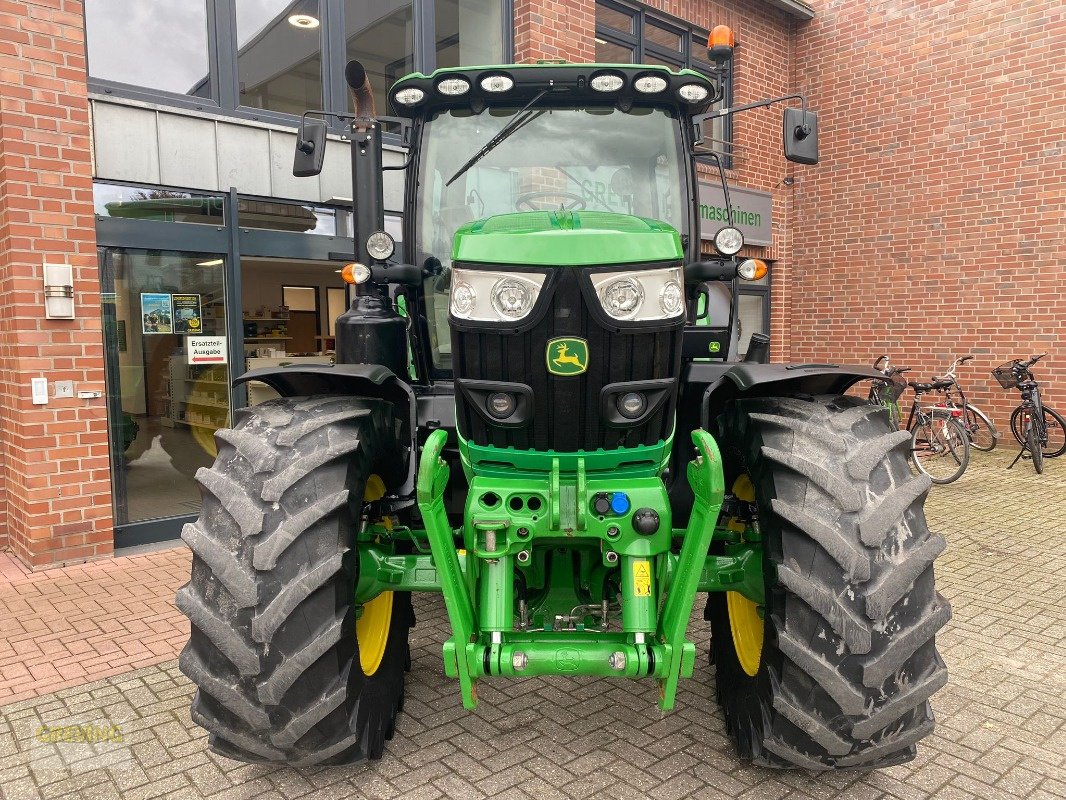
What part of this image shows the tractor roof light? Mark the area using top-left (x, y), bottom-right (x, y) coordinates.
top-left (713, 226), bottom-right (744, 256)
top-left (633, 75), bottom-right (668, 94)
top-left (393, 87), bottom-right (425, 106)
top-left (678, 83), bottom-right (710, 103)
top-left (737, 258), bottom-right (768, 281)
top-left (366, 231), bottom-right (395, 261)
top-left (437, 77), bottom-right (471, 96)
top-left (708, 25), bottom-right (735, 62)
top-left (590, 73), bottom-right (625, 92)
top-left (480, 74), bottom-right (514, 92)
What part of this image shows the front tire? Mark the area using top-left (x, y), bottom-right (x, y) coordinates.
top-left (1026, 419), bottom-right (1044, 474)
top-left (710, 395), bottom-right (950, 770)
top-left (1011, 406), bottom-right (1066, 458)
top-left (177, 396), bottom-right (412, 765)
top-left (911, 416), bottom-right (969, 484)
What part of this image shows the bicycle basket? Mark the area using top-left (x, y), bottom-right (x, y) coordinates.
top-left (992, 363), bottom-right (1018, 389)
top-left (880, 378), bottom-right (905, 403)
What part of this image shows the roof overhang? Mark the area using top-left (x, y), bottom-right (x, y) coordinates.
top-left (762, 0), bottom-right (815, 21)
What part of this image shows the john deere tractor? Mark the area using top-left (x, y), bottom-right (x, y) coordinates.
top-left (178, 32), bottom-right (950, 771)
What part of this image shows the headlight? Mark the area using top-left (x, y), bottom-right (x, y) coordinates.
top-left (600, 278), bottom-right (644, 320)
top-left (713, 226), bottom-right (744, 256)
top-left (450, 269), bottom-right (546, 322)
top-left (737, 258), bottom-right (768, 281)
top-left (491, 277), bottom-right (537, 319)
top-left (437, 77), bottom-right (470, 96)
top-left (487, 392), bottom-right (516, 419)
top-left (659, 279), bottom-right (683, 315)
top-left (366, 231), bottom-right (395, 260)
top-left (393, 87), bottom-right (424, 106)
top-left (480, 74), bottom-right (513, 92)
top-left (634, 75), bottom-right (668, 94)
top-left (590, 73), bottom-right (624, 92)
top-left (451, 280), bottom-right (476, 316)
top-left (591, 266), bottom-right (685, 322)
top-left (617, 392), bottom-right (647, 419)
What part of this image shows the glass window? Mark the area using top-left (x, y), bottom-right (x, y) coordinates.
top-left (737, 292), bottom-right (768, 357)
top-left (236, 0), bottom-right (323, 115)
top-left (645, 21), bottom-right (682, 52)
top-left (345, 1), bottom-right (414, 115)
top-left (435, 0), bottom-right (504, 69)
top-left (93, 184), bottom-right (226, 225)
top-left (236, 199), bottom-right (337, 234)
top-left (595, 38), bottom-right (635, 63)
top-left (597, 4), bottom-right (635, 34)
top-left (85, 0), bottom-right (212, 98)
top-left (100, 248), bottom-right (229, 525)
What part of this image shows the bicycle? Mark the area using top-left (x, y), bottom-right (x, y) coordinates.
top-left (930, 355), bottom-right (1000, 452)
top-left (869, 355), bottom-right (908, 428)
top-left (904, 378), bottom-right (971, 484)
top-left (993, 353), bottom-right (1065, 474)
top-left (869, 356), bottom-right (971, 484)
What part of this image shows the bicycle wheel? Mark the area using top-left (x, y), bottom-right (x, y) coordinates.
top-left (965, 406), bottom-right (998, 452)
top-left (1010, 407), bottom-right (1066, 458)
top-left (911, 417), bottom-right (970, 484)
top-left (1027, 420), bottom-right (1044, 474)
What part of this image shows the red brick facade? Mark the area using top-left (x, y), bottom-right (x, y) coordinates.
top-left (0, 1), bottom-right (1061, 568)
top-left (791, 0), bottom-right (1065, 426)
top-left (0, 0), bottom-right (113, 567)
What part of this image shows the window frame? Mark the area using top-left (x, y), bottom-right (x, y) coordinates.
top-left (85, 0), bottom-right (515, 136)
top-left (594, 0), bottom-right (733, 163)
top-left (736, 265), bottom-right (771, 358)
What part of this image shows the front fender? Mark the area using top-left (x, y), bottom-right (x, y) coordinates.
top-left (234, 363), bottom-right (416, 492)
top-left (699, 362), bottom-right (885, 430)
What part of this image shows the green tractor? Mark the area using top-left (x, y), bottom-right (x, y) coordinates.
top-left (178, 35), bottom-right (950, 771)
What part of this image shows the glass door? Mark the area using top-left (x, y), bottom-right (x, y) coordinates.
top-left (100, 248), bottom-right (230, 526)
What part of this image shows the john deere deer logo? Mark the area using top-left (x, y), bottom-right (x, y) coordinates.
top-left (546, 337), bottom-right (588, 376)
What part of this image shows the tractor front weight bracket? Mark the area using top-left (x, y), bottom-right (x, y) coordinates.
top-left (655, 429), bottom-right (725, 709)
top-left (415, 428), bottom-right (725, 712)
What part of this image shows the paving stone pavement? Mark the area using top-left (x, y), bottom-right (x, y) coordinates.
top-left (0, 447), bottom-right (1063, 800)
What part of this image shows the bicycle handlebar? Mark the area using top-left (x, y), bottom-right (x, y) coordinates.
top-left (873, 355), bottom-right (889, 370)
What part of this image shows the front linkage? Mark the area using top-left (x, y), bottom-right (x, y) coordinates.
top-left (375, 427), bottom-right (746, 711)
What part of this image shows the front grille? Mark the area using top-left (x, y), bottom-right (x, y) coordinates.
top-left (452, 267), bottom-right (683, 452)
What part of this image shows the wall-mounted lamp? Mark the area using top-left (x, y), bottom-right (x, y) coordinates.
top-left (43, 263), bottom-right (75, 319)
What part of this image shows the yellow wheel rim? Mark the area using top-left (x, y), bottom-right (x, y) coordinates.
top-left (356, 590), bottom-right (393, 676)
top-left (727, 590), bottom-right (764, 677)
top-left (356, 475), bottom-right (392, 676)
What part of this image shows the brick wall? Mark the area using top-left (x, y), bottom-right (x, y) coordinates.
top-left (791, 0), bottom-right (1065, 428)
top-left (0, 0), bottom-right (112, 567)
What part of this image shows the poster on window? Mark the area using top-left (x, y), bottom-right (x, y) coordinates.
top-left (140, 293), bottom-right (173, 334)
top-left (173, 293), bottom-right (203, 334)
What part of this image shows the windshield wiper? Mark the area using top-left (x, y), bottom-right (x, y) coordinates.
top-left (445, 89), bottom-right (550, 187)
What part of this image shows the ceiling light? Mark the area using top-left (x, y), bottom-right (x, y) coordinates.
top-left (288, 14), bottom-right (320, 29)
top-left (197, 259), bottom-right (224, 267)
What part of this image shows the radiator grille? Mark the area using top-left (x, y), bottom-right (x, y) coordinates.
top-left (452, 267), bottom-right (683, 452)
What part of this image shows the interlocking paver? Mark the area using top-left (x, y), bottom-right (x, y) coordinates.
top-left (0, 447), bottom-right (1063, 799)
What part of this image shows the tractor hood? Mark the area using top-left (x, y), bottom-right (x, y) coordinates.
top-left (451, 210), bottom-right (683, 267)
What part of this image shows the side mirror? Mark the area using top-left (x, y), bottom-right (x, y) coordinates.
top-left (293, 118), bottom-right (327, 177)
top-left (783, 107), bottom-right (818, 164)
top-left (684, 260), bottom-right (735, 283)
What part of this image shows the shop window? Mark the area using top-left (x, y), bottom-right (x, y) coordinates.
top-left (236, 0), bottom-right (323, 116)
top-left (236, 199), bottom-right (338, 235)
top-left (93, 184), bottom-right (226, 225)
top-left (86, 1), bottom-right (511, 129)
top-left (594, 1), bottom-right (732, 158)
top-left (100, 248), bottom-right (230, 525)
top-left (736, 267), bottom-right (770, 358)
top-left (85, 0), bottom-right (213, 99)
top-left (434, 0), bottom-right (505, 70)
top-left (345, 0), bottom-right (415, 116)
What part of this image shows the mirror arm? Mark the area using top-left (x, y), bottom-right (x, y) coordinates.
top-left (692, 93), bottom-right (808, 128)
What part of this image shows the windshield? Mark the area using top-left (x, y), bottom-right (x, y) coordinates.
top-left (415, 104), bottom-right (687, 373)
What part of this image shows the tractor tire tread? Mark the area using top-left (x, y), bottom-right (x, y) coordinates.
top-left (711, 394), bottom-right (949, 771)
